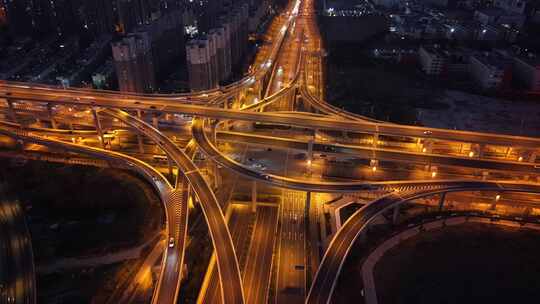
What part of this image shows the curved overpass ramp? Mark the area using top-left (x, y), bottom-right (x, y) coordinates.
top-left (306, 181), bottom-right (540, 304)
top-left (216, 130), bottom-right (540, 174)
top-left (193, 118), bottom-right (540, 192)
top-left (102, 109), bottom-right (245, 304)
top-left (0, 125), bottom-right (196, 304)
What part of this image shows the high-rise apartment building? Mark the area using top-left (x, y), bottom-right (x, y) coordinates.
top-left (186, 38), bottom-right (216, 91)
top-left (209, 27), bottom-right (232, 82)
top-left (187, 1), bottom-right (264, 91)
top-left (137, 9), bottom-right (185, 77)
top-left (207, 32), bottom-right (220, 87)
top-left (112, 33), bottom-right (156, 93)
top-left (513, 53), bottom-right (540, 92)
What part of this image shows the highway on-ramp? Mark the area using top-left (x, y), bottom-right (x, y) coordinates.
top-left (306, 181), bottom-right (540, 304)
top-left (103, 109), bottom-right (245, 304)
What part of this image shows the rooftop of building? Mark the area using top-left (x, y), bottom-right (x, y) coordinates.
top-left (186, 37), bottom-right (209, 48)
top-left (471, 51), bottom-right (511, 68)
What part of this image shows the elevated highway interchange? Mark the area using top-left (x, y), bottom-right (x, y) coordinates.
top-left (0, 0), bottom-right (539, 303)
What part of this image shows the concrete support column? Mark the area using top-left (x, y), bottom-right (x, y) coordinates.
top-left (223, 100), bottom-right (229, 130)
top-left (422, 139), bottom-right (433, 153)
top-left (288, 91), bottom-right (295, 111)
top-left (136, 110), bottom-right (144, 154)
top-left (308, 139), bottom-right (314, 161)
top-left (295, 94), bottom-right (303, 111)
top-left (523, 206), bottom-right (532, 218)
top-left (505, 146), bottom-right (512, 158)
top-left (293, 93), bottom-right (301, 111)
top-left (305, 191), bottom-right (311, 232)
top-left (91, 108), bottom-right (105, 149)
top-left (491, 193), bottom-right (500, 210)
top-left (152, 115), bottom-right (159, 129)
top-left (5, 99), bottom-right (19, 125)
top-left (529, 151), bottom-right (537, 163)
top-left (438, 192), bottom-right (446, 211)
top-left (211, 124), bottom-right (217, 144)
top-left (174, 171), bottom-right (183, 189)
top-left (478, 144), bottom-right (486, 158)
top-left (167, 156), bottom-right (174, 179)
top-left (15, 138), bottom-right (25, 151)
top-left (307, 139), bottom-right (314, 175)
top-left (253, 80), bottom-right (263, 99)
top-left (236, 92), bottom-right (242, 108)
top-left (372, 133), bottom-right (379, 148)
top-left (47, 103), bottom-right (57, 129)
top-left (251, 181), bottom-right (257, 213)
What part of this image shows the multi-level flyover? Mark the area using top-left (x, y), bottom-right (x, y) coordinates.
top-left (0, 125), bottom-right (187, 303)
top-left (0, 0), bottom-right (539, 303)
top-left (192, 118), bottom-right (540, 192)
top-left (102, 109), bottom-right (245, 304)
top-left (3, 87), bottom-right (540, 151)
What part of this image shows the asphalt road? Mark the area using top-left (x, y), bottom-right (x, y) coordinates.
top-left (0, 200), bottom-right (35, 304)
top-left (199, 205), bottom-right (254, 304)
top-left (217, 131), bottom-right (540, 174)
top-left (243, 206), bottom-right (279, 304)
top-left (103, 109), bottom-right (245, 304)
top-left (3, 88), bottom-right (540, 148)
top-left (306, 181), bottom-right (540, 304)
top-left (276, 191), bottom-right (306, 304)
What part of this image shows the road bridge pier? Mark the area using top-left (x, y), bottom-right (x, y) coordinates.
top-left (135, 110), bottom-right (145, 154)
top-left (479, 143), bottom-right (486, 158)
top-left (252, 181), bottom-right (257, 213)
top-left (46, 103), bottom-right (57, 129)
top-left (372, 133), bottom-right (379, 148)
top-left (91, 108), bottom-right (105, 149)
top-left (529, 151), bottom-right (537, 163)
top-left (223, 99), bottom-right (229, 130)
top-left (307, 138), bottom-right (314, 174)
top-left (421, 138), bottom-right (433, 153)
top-left (167, 157), bottom-right (174, 180)
top-left (438, 192), bottom-right (446, 211)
